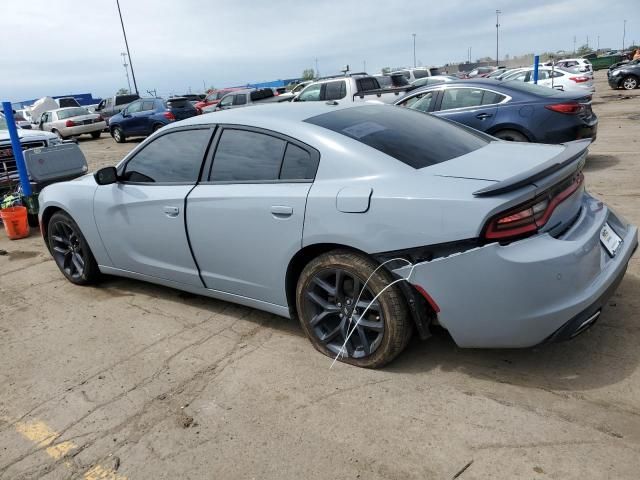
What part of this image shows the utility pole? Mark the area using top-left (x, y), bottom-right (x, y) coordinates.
top-left (314, 57), bottom-right (319, 78)
top-left (495, 10), bottom-right (501, 67)
top-left (412, 33), bottom-right (417, 68)
top-left (363, 60), bottom-right (366, 72)
top-left (622, 19), bottom-right (627, 51)
top-left (116, 0), bottom-right (139, 95)
top-left (468, 46), bottom-right (472, 63)
top-left (120, 52), bottom-right (131, 93)
top-left (597, 35), bottom-right (600, 52)
top-left (586, 35), bottom-right (589, 49)
top-left (573, 35), bottom-right (577, 54)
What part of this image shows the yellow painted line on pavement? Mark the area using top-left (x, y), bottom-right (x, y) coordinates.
top-left (12, 418), bottom-right (127, 480)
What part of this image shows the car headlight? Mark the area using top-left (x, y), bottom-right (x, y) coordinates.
top-left (611, 70), bottom-right (623, 76)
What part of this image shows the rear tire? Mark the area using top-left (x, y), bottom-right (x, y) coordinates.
top-left (52, 129), bottom-right (68, 141)
top-left (153, 123), bottom-right (164, 132)
top-left (47, 211), bottom-right (101, 285)
top-left (494, 129), bottom-right (529, 142)
top-left (91, 131), bottom-right (101, 139)
top-left (111, 126), bottom-right (126, 143)
top-left (622, 76), bottom-right (638, 90)
top-left (296, 250), bottom-right (412, 368)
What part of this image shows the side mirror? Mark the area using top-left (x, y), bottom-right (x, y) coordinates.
top-left (94, 166), bottom-right (118, 185)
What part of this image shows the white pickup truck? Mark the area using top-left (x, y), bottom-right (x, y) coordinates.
top-left (292, 74), bottom-right (414, 104)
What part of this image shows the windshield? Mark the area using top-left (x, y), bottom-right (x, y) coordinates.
top-left (305, 105), bottom-right (488, 169)
top-left (57, 107), bottom-right (90, 119)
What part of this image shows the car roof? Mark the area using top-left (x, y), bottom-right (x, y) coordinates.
top-left (175, 102), bottom-right (368, 129)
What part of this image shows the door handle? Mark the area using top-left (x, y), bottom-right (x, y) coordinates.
top-left (163, 206), bottom-right (180, 217)
top-left (476, 113), bottom-right (493, 120)
top-left (271, 205), bottom-right (293, 218)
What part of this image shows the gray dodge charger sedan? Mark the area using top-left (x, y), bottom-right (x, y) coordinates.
top-left (39, 103), bottom-right (638, 368)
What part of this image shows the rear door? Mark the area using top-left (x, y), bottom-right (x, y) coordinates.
top-left (187, 127), bottom-right (319, 306)
top-left (94, 127), bottom-right (213, 286)
top-left (433, 87), bottom-right (502, 131)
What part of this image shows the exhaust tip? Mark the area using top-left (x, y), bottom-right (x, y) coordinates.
top-left (571, 310), bottom-right (601, 338)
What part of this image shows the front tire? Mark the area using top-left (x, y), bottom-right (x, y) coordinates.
top-left (111, 126), bottom-right (126, 143)
top-left (52, 129), bottom-right (68, 141)
top-left (48, 211), bottom-right (100, 285)
top-left (494, 129), bottom-right (529, 142)
top-left (622, 75), bottom-right (638, 90)
top-left (91, 131), bottom-right (101, 139)
top-left (296, 250), bottom-right (412, 368)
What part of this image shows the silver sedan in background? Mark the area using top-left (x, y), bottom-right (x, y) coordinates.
top-left (38, 107), bottom-right (106, 140)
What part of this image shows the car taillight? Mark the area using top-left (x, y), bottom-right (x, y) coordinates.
top-left (545, 103), bottom-right (583, 115)
top-left (483, 172), bottom-right (584, 241)
top-left (570, 76), bottom-right (590, 83)
top-left (163, 111), bottom-right (176, 120)
top-left (65, 120), bottom-right (76, 127)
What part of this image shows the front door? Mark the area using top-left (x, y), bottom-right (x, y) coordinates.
top-left (187, 127), bottom-right (319, 306)
top-left (94, 127), bottom-right (213, 286)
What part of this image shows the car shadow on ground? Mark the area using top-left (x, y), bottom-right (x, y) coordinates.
top-left (388, 273), bottom-right (640, 393)
top-left (95, 270), bottom-right (640, 393)
top-left (585, 154), bottom-right (621, 172)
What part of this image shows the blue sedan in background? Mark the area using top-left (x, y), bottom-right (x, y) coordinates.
top-left (109, 97), bottom-right (198, 143)
top-left (395, 79), bottom-right (597, 143)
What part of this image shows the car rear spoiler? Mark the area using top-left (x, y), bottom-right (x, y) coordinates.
top-left (473, 138), bottom-right (591, 197)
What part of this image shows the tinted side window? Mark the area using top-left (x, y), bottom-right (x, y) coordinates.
top-left (356, 77), bottom-right (379, 92)
top-left (233, 95), bottom-right (247, 105)
top-left (142, 100), bottom-right (156, 111)
top-left (280, 144), bottom-right (319, 180)
top-left (413, 69), bottom-right (429, 79)
top-left (481, 91), bottom-right (506, 105)
top-left (210, 130), bottom-right (286, 182)
top-left (324, 81), bottom-right (346, 100)
top-left (440, 89), bottom-right (484, 110)
top-left (405, 91), bottom-right (436, 113)
top-left (123, 129), bottom-right (210, 183)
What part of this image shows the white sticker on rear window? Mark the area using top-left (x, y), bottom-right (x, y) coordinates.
top-left (342, 121), bottom-right (387, 139)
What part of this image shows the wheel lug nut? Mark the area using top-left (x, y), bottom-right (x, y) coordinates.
top-left (339, 313), bottom-right (343, 318)
top-left (346, 299), bottom-right (351, 305)
top-left (337, 302), bottom-right (342, 307)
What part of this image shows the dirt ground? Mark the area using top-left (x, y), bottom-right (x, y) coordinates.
top-left (1, 72), bottom-right (639, 480)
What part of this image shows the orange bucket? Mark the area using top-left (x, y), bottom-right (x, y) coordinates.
top-left (0, 206), bottom-right (30, 240)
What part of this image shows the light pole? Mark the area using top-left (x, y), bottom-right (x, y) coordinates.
top-left (597, 35), bottom-right (600, 52)
top-left (120, 52), bottom-right (131, 93)
top-left (622, 20), bottom-right (627, 51)
top-left (412, 33), bottom-right (417, 68)
top-left (116, 0), bottom-right (139, 95)
top-left (573, 35), bottom-right (577, 55)
top-left (495, 10), bottom-right (501, 67)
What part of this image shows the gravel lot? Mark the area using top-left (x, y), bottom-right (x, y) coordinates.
top-left (1, 71), bottom-right (639, 480)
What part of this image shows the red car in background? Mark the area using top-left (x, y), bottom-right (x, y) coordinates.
top-left (194, 88), bottom-right (243, 113)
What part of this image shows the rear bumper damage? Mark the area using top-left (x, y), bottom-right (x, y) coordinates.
top-left (393, 193), bottom-right (638, 348)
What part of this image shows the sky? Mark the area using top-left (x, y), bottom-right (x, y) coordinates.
top-left (0, 0), bottom-right (637, 101)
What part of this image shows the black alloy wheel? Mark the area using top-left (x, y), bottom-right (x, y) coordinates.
top-left (304, 268), bottom-right (385, 359)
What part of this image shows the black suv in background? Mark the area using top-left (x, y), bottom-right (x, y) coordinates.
top-left (608, 60), bottom-right (640, 90)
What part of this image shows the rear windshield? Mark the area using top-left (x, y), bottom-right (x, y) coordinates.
top-left (501, 80), bottom-right (561, 97)
top-left (166, 98), bottom-right (193, 108)
top-left (57, 107), bottom-right (90, 119)
top-left (57, 98), bottom-right (79, 108)
top-left (115, 95), bottom-right (140, 106)
top-left (305, 105), bottom-right (488, 169)
top-left (250, 89), bottom-right (275, 101)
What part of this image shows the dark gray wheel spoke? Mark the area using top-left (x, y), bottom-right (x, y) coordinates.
top-left (306, 290), bottom-right (334, 310)
top-left (320, 323), bottom-right (343, 344)
top-left (72, 252), bottom-right (84, 273)
top-left (356, 299), bottom-right (380, 312)
top-left (311, 276), bottom-right (336, 296)
top-left (356, 326), bottom-right (371, 354)
top-left (52, 235), bottom-right (70, 246)
top-left (357, 318), bottom-right (384, 333)
top-left (335, 270), bottom-right (344, 297)
top-left (52, 245), bottom-right (69, 254)
top-left (310, 309), bottom-right (337, 327)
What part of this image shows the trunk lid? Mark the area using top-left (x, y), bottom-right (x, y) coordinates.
top-left (165, 98), bottom-right (197, 120)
